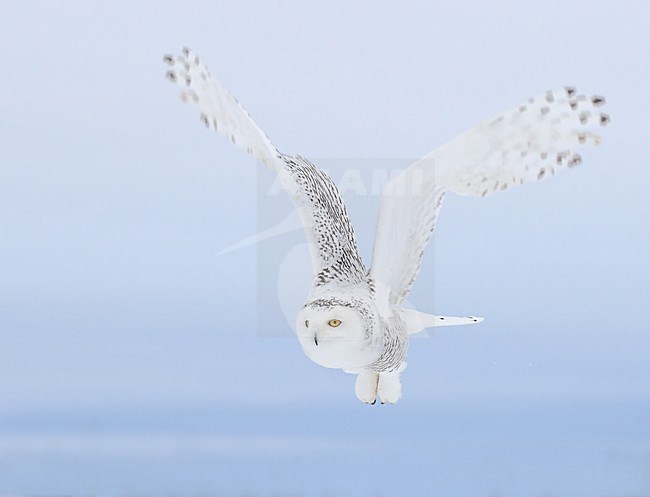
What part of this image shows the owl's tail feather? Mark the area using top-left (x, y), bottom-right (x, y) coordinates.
top-left (399, 309), bottom-right (483, 335)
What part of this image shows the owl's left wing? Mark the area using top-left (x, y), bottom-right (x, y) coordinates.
top-left (370, 88), bottom-right (609, 308)
top-left (164, 48), bottom-right (366, 284)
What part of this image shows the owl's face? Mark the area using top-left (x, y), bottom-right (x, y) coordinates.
top-left (296, 299), bottom-right (381, 370)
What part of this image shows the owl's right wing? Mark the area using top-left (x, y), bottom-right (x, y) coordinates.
top-left (370, 87), bottom-right (609, 309)
top-left (164, 48), bottom-right (366, 284)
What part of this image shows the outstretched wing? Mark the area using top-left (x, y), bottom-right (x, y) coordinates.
top-left (370, 87), bottom-right (609, 307)
top-left (164, 48), bottom-right (366, 284)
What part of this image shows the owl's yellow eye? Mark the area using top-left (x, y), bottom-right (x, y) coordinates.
top-left (328, 319), bottom-right (342, 328)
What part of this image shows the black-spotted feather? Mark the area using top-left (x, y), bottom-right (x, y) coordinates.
top-left (164, 48), bottom-right (365, 284)
top-left (370, 87), bottom-right (608, 307)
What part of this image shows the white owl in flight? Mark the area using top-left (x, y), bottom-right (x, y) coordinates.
top-left (164, 48), bottom-right (608, 404)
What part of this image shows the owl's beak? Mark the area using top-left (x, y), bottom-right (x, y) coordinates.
top-left (314, 332), bottom-right (319, 346)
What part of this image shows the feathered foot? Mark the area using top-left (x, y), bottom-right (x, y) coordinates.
top-left (377, 372), bottom-right (402, 404)
top-left (355, 371), bottom-right (379, 404)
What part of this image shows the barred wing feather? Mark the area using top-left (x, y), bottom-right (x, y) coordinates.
top-left (164, 48), bottom-right (365, 283)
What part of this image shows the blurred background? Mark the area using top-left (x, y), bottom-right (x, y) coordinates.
top-left (1, 1), bottom-right (649, 496)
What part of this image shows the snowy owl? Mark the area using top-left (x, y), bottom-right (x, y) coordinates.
top-left (163, 48), bottom-right (608, 404)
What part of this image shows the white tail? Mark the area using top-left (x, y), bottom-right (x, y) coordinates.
top-left (399, 309), bottom-right (483, 335)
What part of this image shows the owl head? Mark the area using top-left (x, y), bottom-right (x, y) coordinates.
top-left (296, 297), bottom-right (382, 370)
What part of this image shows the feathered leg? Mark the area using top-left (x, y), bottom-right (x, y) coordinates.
top-left (355, 370), bottom-right (379, 404)
top-left (377, 372), bottom-right (402, 404)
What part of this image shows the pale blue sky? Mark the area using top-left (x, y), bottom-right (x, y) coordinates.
top-left (0, 1), bottom-right (649, 496)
